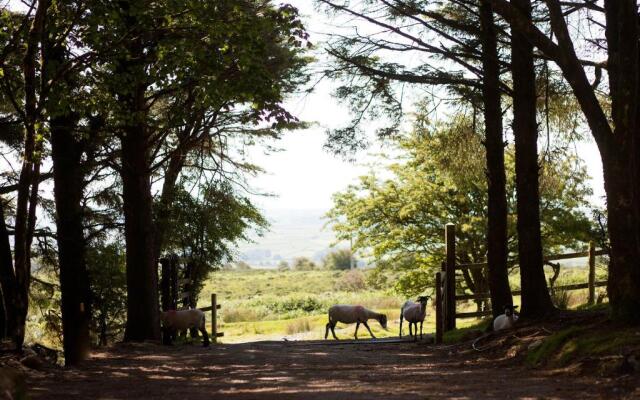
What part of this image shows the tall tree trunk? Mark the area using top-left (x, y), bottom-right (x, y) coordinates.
top-left (121, 124), bottom-right (160, 341)
top-left (0, 287), bottom-right (5, 340)
top-left (12, 0), bottom-right (50, 350)
top-left (493, 0), bottom-right (640, 322)
top-left (602, 0), bottom-right (640, 322)
top-left (480, 0), bottom-right (513, 319)
top-left (117, 1), bottom-right (160, 342)
top-left (0, 201), bottom-right (17, 341)
top-left (510, 0), bottom-right (554, 318)
top-left (51, 111), bottom-right (92, 365)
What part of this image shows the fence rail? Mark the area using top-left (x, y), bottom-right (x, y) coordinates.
top-left (455, 249), bottom-right (609, 271)
top-left (435, 223), bottom-right (609, 344)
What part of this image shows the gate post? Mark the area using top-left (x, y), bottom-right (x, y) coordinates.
top-left (588, 241), bottom-right (596, 305)
top-left (435, 271), bottom-right (443, 344)
top-left (160, 258), bottom-right (172, 345)
top-left (445, 223), bottom-right (456, 331)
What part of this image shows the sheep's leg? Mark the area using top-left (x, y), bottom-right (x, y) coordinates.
top-left (363, 321), bottom-right (376, 339)
top-left (412, 323), bottom-right (418, 341)
top-left (199, 326), bottom-right (210, 347)
top-left (329, 322), bottom-right (339, 340)
top-left (325, 323), bottom-right (330, 340)
top-left (399, 311), bottom-right (403, 337)
top-left (420, 321), bottom-right (423, 340)
top-left (409, 322), bottom-right (413, 338)
top-left (190, 326), bottom-right (199, 340)
top-left (354, 322), bottom-right (360, 339)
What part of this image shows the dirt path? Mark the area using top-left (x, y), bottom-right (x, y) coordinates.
top-left (29, 340), bottom-right (638, 399)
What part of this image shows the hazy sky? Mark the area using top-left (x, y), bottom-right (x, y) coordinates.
top-left (244, 0), bottom-right (384, 211)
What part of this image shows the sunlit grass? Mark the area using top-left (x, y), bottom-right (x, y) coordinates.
top-left (198, 265), bottom-right (608, 343)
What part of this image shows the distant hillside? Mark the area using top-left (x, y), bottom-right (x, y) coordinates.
top-left (237, 208), bottom-right (345, 267)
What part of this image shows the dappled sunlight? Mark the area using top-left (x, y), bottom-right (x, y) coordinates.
top-left (26, 340), bottom-right (618, 400)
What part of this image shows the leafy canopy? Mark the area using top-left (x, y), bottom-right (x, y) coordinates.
top-left (327, 114), bottom-right (595, 296)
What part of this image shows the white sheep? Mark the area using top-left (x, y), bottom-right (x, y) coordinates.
top-left (399, 295), bottom-right (430, 340)
top-left (493, 305), bottom-right (519, 331)
top-left (160, 309), bottom-right (210, 347)
top-left (325, 305), bottom-right (388, 340)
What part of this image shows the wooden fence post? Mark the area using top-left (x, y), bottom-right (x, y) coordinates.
top-left (445, 223), bottom-right (456, 331)
top-left (588, 241), bottom-right (596, 305)
top-left (211, 293), bottom-right (217, 343)
top-left (435, 271), bottom-right (443, 344)
top-left (169, 255), bottom-right (178, 311)
top-left (160, 259), bottom-right (171, 345)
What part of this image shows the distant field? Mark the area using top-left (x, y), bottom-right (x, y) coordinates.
top-left (198, 269), bottom-right (416, 342)
top-left (196, 264), bottom-right (607, 343)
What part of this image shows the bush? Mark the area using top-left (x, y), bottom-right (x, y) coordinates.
top-left (323, 249), bottom-right (355, 270)
top-left (334, 270), bottom-right (367, 291)
top-left (292, 257), bottom-right (317, 271)
top-left (277, 260), bottom-right (290, 271)
top-left (267, 296), bottom-right (324, 314)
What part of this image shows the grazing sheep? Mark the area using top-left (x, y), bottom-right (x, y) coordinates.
top-left (493, 305), bottom-right (519, 331)
top-left (160, 309), bottom-right (210, 347)
top-left (325, 305), bottom-right (388, 340)
top-left (399, 296), bottom-right (430, 340)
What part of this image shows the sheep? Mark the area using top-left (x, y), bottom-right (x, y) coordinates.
top-left (493, 305), bottom-right (519, 331)
top-left (160, 309), bottom-right (210, 347)
top-left (325, 305), bottom-right (388, 340)
top-left (399, 295), bottom-right (430, 340)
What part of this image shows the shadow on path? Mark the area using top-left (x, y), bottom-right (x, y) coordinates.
top-left (28, 340), bottom-right (635, 399)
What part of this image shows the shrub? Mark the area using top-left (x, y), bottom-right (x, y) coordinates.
top-left (334, 270), bottom-right (367, 292)
top-left (277, 260), bottom-right (290, 271)
top-left (267, 296), bottom-right (324, 314)
top-left (292, 257), bottom-right (317, 271)
top-left (323, 249), bottom-right (355, 270)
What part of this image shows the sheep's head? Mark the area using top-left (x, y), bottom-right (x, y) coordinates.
top-left (379, 314), bottom-right (388, 329)
top-left (417, 295), bottom-right (430, 306)
top-left (503, 305), bottom-right (518, 317)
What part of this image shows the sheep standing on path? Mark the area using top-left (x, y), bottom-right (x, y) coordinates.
top-left (399, 296), bottom-right (430, 340)
top-left (160, 309), bottom-right (210, 347)
top-left (493, 305), bottom-right (518, 331)
top-left (325, 305), bottom-right (388, 340)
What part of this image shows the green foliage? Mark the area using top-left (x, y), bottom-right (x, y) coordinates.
top-left (322, 248), bottom-right (355, 270)
top-left (27, 273), bottom-right (62, 347)
top-left (328, 114), bottom-right (596, 297)
top-left (86, 243), bottom-right (127, 345)
top-left (163, 181), bottom-right (267, 301)
top-left (262, 296), bottom-right (324, 315)
top-left (291, 257), bottom-right (317, 271)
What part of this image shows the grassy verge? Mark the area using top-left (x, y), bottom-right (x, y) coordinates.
top-left (442, 319), bottom-right (492, 344)
top-left (526, 324), bottom-right (640, 368)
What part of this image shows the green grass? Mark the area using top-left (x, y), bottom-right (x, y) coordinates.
top-left (442, 319), bottom-right (492, 344)
top-left (197, 269), bottom-right (420, 342)
top-left (526, 325), bottom-right (640, 367)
